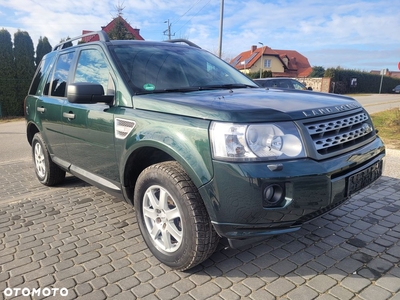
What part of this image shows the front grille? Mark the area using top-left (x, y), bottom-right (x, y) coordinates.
top-left (304, 112), bottom-right (375, 156)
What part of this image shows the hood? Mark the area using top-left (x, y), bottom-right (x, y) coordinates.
top-left (133, 88), bottom-right (362, 123)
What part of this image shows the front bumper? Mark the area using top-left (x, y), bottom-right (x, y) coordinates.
top-left (198, 137), bottom-right (385, 248)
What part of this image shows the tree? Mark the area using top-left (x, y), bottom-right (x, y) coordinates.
top-left (14, 30), bottom-right (35, 116)
top-left (0, 29), bottom-right (16, 117)
top-left (108, 16), bottom-right (135, 40)
top-left (36, 36), bottom-right (52, 66)
top-left (309, 66), bottom-right (325, 78)
top-left (59, 37), bottom-right (73, 49)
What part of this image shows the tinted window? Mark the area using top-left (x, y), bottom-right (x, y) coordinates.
top-left (29, 55), bottom-right (55, 95)
top-left (50, 52), bottom-right (74, 97)
top-left (256, 80), bottom-right (273, 88)
top-left (291, 80), bottom-right (306, 90)
top-left (276, 79), bottom-right (292, 89)
top-left (74, 49), bottom-right (114, 95)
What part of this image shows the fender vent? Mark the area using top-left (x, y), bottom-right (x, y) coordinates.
top-left (115, 118), bottom-right (136, 140)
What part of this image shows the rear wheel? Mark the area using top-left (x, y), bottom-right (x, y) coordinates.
top-left (134, 161), bottom-right (219, 271)
top-left (32, 133), bottom-right (66, 186)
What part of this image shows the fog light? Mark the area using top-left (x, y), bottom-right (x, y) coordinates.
top-left (263, 183), bottom-right (285, 207)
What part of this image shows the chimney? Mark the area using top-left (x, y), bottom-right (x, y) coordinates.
top-left (251, 45), bottom-right (257, 53)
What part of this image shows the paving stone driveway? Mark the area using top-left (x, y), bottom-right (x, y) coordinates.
top-left (1, 158), bottom-right (400, 300)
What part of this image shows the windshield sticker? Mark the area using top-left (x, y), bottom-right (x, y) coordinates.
top-left (143, 83), bottom-right (155, 91)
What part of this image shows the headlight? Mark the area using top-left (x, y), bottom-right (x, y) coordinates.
top-left (210, 122), bottom-right (306, 161)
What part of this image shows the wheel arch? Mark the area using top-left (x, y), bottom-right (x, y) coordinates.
top-left (26, 121), bottom-right (40, 146)
top-left (121, 141), bottom-right (213, 205)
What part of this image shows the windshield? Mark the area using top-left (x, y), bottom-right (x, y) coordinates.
top-left (110, 43), bottom-right (258, 94)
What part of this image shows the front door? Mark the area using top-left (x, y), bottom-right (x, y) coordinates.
top-left (61, 47), bottom-right (119, 186)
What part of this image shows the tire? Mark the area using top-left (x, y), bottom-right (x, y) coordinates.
top-left (32, 133), bottom-right (66, 186)
top-left (134, 161), bottom-right (219, 271)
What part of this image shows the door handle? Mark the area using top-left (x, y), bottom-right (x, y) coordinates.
top-left (37, 107), bottom-right (45, 113)
top-left (63, 112), bottom-right (75, 120)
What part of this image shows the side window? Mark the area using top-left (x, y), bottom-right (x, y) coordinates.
top-left (291, 80), bottom-right (305, 90)
top-left (263, 80), bottom-right (272, 88)
top-left (29, 60), bottom-right (44, 95)
top-left (29, 54), bottom-right (55, 95)
top-left (50, 52), bottom-right (74, 97)
top-left (74, 49), bottom-right (114, 95)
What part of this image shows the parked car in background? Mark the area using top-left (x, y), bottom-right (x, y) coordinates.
top-left (393, 85), bottom-right (400, 93)
top-left (254, 77), bottom-right (312, 90)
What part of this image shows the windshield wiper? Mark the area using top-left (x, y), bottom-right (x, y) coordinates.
top-left (134, 87), bottom-right (201, 95)
top-left (134, 84), bottom-right (257, 95)
top-left (200, 84), bottom-right (258, 89)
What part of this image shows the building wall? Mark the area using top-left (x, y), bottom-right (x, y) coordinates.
top-left (296, 77), bottom-right (331, 93)
top-left (249, 56), bottom-right (285, 74)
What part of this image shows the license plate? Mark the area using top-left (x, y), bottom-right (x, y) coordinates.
top-left (347, 161), bottom-right (383, 196)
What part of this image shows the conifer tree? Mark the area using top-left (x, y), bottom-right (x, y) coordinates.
top-left (36, 36), bottom-right (52, 66)
top-left (59, 37), bottom-right (73, 49)
top-left (108, 5), bottom-right (135, 40)
top-left (0, 29), bottom-right (16, 117)
top-left (108, 16), bottom-right (134, 40)
top-left (13, 30), bottom-right (35, 116)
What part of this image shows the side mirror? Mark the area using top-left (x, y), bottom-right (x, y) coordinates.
top-left (307, 87), bottom-right (313, 91)
top-left (67, 82), bottom-right (114, 104)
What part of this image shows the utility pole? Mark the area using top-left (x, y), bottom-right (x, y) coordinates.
top-left (258, 42), bottom-right (264, 78)
top-left (218, 0), bottom-right (224, 58)
top-left (379, 68), bottom-right (386, 94)
top-left (163, 19), bottom-right (174, 40)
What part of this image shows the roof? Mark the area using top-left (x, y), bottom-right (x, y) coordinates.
top-left (370, 69), bottom-right (400, 79)
top-left (230, 45), bottom-right (312, 77)
top-left (82, 16), bottom-right (144, 42)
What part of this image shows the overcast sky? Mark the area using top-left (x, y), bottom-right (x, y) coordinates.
top-left (1, 0), bottom-right (399, 72)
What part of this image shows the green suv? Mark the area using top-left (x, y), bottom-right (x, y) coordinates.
top-left (25, 31), bottom-right (385, 270)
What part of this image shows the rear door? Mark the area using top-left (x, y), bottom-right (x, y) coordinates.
top-left (61, 46), bottom-right (120, 186)
top-left (35, 51), bottom-right (75, 166)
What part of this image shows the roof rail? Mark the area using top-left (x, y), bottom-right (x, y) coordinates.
top-left (53, 30), bottom-right (110, 51)
top-left (164, 39), bottom-right (201, 49)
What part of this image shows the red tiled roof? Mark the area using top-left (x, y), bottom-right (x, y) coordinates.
top-left (370, 70), bottom-right (400, 78)
top-left (82, 16), bottom-right (144, 42)
top-left (230, 45), bottom-right (312, 77)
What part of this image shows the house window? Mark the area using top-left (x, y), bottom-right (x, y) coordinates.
top-left (264, 59), bottom-right (271, 68)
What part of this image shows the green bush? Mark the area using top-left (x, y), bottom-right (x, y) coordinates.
top-left (324, 67), bottom-right (400, 94)
top-left (247, 70), bottom-right (272, 79)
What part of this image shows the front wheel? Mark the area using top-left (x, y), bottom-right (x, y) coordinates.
top-left (134, 161), bottom-right (219, 271)
top-left (31, 133), bottom-right (66, 186)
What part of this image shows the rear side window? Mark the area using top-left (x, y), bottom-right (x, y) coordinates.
top-left (49, 52), bottom-right (74, 97)
top-left (29, 55), bottom-right (55, 95)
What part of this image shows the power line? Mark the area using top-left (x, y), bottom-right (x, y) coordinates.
top-left (174, 0), bottom-right (212, 35)
top-left (171, 0), bottom-right (203, 25)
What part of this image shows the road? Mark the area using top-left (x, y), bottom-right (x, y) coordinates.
top-left (352, 94), bottom-right (400, 114)
top-left (0, 120), bottom-right (31, 163)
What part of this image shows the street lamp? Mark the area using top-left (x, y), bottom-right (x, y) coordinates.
top-left (218, 0), bottom-right (224, 58)
top-left (258, 42), bottom-right (264, 78)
